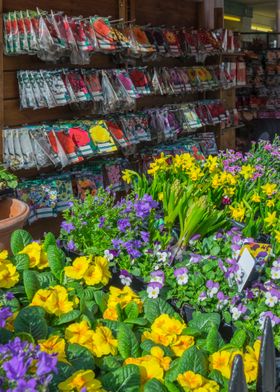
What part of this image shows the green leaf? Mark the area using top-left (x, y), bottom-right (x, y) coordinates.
top-left (125, 302), bottom-right (139, 320)
top-left (93, 290), bottom-right (108, 313)
top-left (165, 358), bottom-right (181, 383)
top-left (182, 327), bottom-right (202, 338)
top-left (37, 271), bottom-right (58, 288)
top-left (189, 312), bottom-right (220, 333)
top-left (101, 364), bottom-right (140, 392)
top-left (67, 344), bottom-right (95, 371)
top-left (179, 346), bottom-right (208, 377)
top-left (50, 362), bottom-right (73, 389)
top-left (164, 381), bottom-right (182, 392)
top-left (230, 329), bottom-right (247, 349)
top-left (117, 324), bottom-right (140, 359)
top-left (209, 370), bottom-right (225, 386)
top-left (100, 355), bottom-right (123, 372)
top-left (14, 306), bottom-right (48, 340)
top-left (47, 245), bottom-right (65, 279)
top-left (206, 325), bottom-right (219, 354)
top-left (15, 332), bottom-right (35, 343)
top-left (83, 287), bottom-right (99, 301)
top-left (144, 379), bottom-right (168, 392)
top-left (124, 318), bottom-right (148, 326)
top-left (13, 254), bottom-right (29, 271)
top-left (23, 270), bottom-right (41, 301)
top-left (144, 298), bottom-right (180, 324)
top-left (54, 310), bottom-right (81, 326)
top-left (43, 233), bottom-right (57, 252)
top-left (11, 230), bottom-right (32, 255)
top-left (0, 328), bottom-right (13, 343)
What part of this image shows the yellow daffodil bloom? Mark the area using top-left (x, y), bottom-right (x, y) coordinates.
top-left (267, 199), bottom-right (275, 208)
top-left (224, 187), bottom-right (235, 197)
top-left (177, 371), bottom-right (204, 389)
top-left (65, 320), bottom-right (91, 346)
top-left (240, 165), bottom-right (255, 180)
top-left (122, 170), bottom-right (133, 184)
top-left (229, 202), bottom-right (246, 222)
top-left (264, 211), bottom-right (277, 227)
top-left (251, 193), bottom-right (261, 203)
top-left (205, 156), bottom-right (219, 173)
top-left (188, 167), bottom-right (204, 181)
top-left (0, 262), bottom-right (19, 288)
top-left (58, 370), bottom-right (104, 392)
top-left (211, 174), bottom-right (220, 189)
top-left (39, 335), bottom-right (68, 363)
top-left (64, 256), bottom-right (90, 280)
top-left (274, 230), bottom-right (280, 242)
top-left (261, 183), bottom-right (277, 197)
top-left (209, 351), bottom-right (232, 379)
top-left (170, 335), bottom-right (195, 357)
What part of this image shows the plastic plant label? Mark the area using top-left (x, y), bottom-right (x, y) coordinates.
top-left (237, 247), bottom-right (256, 292)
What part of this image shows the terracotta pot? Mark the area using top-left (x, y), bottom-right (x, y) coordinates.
top-left (0, 198), bottom-right (30, 251)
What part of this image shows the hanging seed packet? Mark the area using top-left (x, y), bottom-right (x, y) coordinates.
top-left (17, 71), bottom-right (37, 109)
top-left (28, 71), bottom-right (48, 109)
top-left (18, 127), bottom-right (36, 169)
top-left (3, 13), bottom-right (13, 55)
top-left (55, 175), bottom-right (74, 211)
top-left (66, 71), bottom-right (91, 102)
top-left (76, 173), bottom-right (98, 200)
top-left (115, 69), bottom-right (139, 99)
top-left (106, 119), bottom-right (129, 148)
top-left (3, 129), bottom-right (19, 170)
top-left (35, 71), bottom-right (57, 108)
top-left (89, 120), bottom-right (118, 153)
top-left (54, 127), bottom-right (84, 164)
top-left (24, 10), bottom-right (39, 52)
top-left (119, 115), bottom-right (139, 145)
top-left (100, 70), bottom-right (119, 113)
top-left (129, 67), bottom-right (151, 95)
top-left (47, 129), bottom-right (70, 167)
top-left (104, 160), bottom-right (123, 191)
top-left (45, 70), bottom-right (70, 106)
top-left (17, 11), bottom-right (29, 53)
top-left (30, 127), bottom-right (60, 168)
top-left (92, 17), bottom-right (116, 52)
top-left (83, 70), bottom-right (103, 101)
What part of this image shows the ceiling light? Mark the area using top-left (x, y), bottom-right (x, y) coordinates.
top-left (251, 24), bottom-right (273, 32)
top-left (224, 15), bottom-right (241, 22)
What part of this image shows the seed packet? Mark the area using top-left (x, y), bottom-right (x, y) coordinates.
top-left (44, 70), bottom-right (70, 106)
top-left (55, 175), bottom-right (74, 211)
top-left (115, 69), bottom-right (139, 99)
top-left (3, 13), bottom-right (13, 55)
top-left (106, 119), bottom-right (129, 148)
top-left (29, 127), bottom-right (60, 168)
top-left (83, 70), bottom-right (103, 101)
top-left (129, 67), bottom-right (151, 95)
top-left (88, 120), bottom-right (118, 153)
top-left (68, 123), bottom-right (98, 158)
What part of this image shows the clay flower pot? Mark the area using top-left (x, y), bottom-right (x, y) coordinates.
top-left (0, 198), bottom-right (30, 251)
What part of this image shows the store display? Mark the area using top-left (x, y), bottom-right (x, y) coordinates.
top-left (4, 9), bottom-right (240, 63)
top-left (17, 65), bottom-right (235, 111)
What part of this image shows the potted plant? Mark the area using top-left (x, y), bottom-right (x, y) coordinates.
top-left (0, 165), bottom-right (29, 251)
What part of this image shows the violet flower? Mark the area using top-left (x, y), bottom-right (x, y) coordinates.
top-left (67, 240), bottom-right (76, 252)
top-left (147, 282), bottom-right (162, 299)
top-left (119, 270), bottom-right (132, 286)
top-left (60, 221), bottom-right (75, 233)
top-left (174, 267), bottom-right (189, 285)
top-left (150, 270), bottom-right (165, 285)
top-left (117, 218), bottom-right (131, 232)
top-left (0, 307), bottom-right (12, 328)
top-left (206, 280), bottom-right (220, 298)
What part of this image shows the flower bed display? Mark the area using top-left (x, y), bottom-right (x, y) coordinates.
top-left (1, 138), bottom-right (280, 390)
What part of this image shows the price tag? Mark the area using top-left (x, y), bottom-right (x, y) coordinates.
top-left (237, 248), bottom-right (256, 292)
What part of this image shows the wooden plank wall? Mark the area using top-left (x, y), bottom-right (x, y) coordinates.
top-left (1, 0), bottom-right (203, 159)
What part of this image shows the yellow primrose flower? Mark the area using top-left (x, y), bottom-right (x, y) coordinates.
top-left (246, 340), bottom-right (261, 363)
top-left (0, 250), bottom-right (9, 261)
top-left (267, 199), bottom-right (275, 208)
top-left (64, 256), bottom-right (90, 280)
top-left (122, 170), bottom-right (133, 184)
top-left (65, 320), bottom-right (91, 346)
top-left (18, 242), bottom-right (48, 270)
top-left (251, 193), bottom-right (261, 203)
top-left (152, 314), bottom-right (186, 343)
top-left (39, 335), bottom-right (68, 363)
top-left (261, 183), bottom-right (277, 197)
top-left (170, 335), bottom-right (195, 357)
top-left (150, 347), bottom-right (171, 371)
top-left (229, 202), bottom-right (246, 223)
top-left (141, 330), bottom-right (171, 347)
top-left (31, 285), bottom-right (74, 316)
top-left (107, 286), bottom-right (143, 312)
top-left (83, 257), bottom-right (111, 286)
top-left (244, 353), bottom-right (258, 383)
top-left (240, 165), bottom-right (255, 180)
top-left (264, 211), bottom-right (277, 228)
top-left (177, 370), bottom-right (204, 390)
top-left (0, 263), bottom-right (19, 288)
top-left (18, 242), bottom-right (41, 268)
top-left (103, 307), bottom-right (118, 321)
top-left (58, 369), bottom-right (104, 392)
top-left (125, 357), bottom-right (164, 385)
top-left (89, 326), bottom-right (118, 358)
top-left (209, 351), bottom-right (232, 379)
top-left (195, 380), bottom-right (220, 391)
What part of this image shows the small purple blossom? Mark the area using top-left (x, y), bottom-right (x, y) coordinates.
top-left (140, 231), bottom-right (150, 242)
top-left (117, 218), bottom-right (131, 232)
top-left (98, 216), bottom-right (106, 228)
top-left (36, 352), bottom-right (57, 377)
top-left (61, 221), bottom-right (75, 233)
top-left (198, 291), bottom-right (207, 301)
top-left (127, 248), bottom-right (142, 259)
top-left (66, 240), bottom-right (76, 252)
top-left (206, 280), bottom-right (220, 297)
top-left (0, 307), bottom-right (12, 328)
top-left (190, 253), bottom-right (203, 263)
top-left (147, 281), bottom-right (162, 299)
top-left (120, 270), bottom-right (132, 286)
top-left (150, 270), bottom-right (165, 284)
top-left (174, 267), bottom-right (189, 285)
top-left (4, 292), bottom-right (14, 301)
